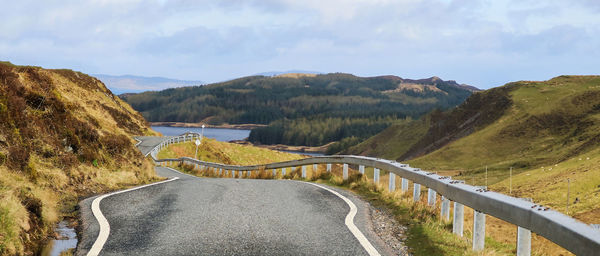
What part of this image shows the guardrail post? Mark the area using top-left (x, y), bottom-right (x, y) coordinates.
top-left (517, 226), bottom-right (531, 256)
top-left (359, 165), bottom-right (364, 174)
top-left (388, 173), bottom-right (396, 191)
top-left (291, 166), bottom-right (296, 174)
top-left (313, 164), bottom-right (317, 174)
top-left (219, 168), bottom-right (222, 176)
top-left (453, 202), bottom-right (464, 237)
top-left (272, 169), bottom-right (276, 177)
top-left (401, 178), bottom-right (408, 192)
top-left (302, 166), bottom-right (307, 178)
top-left (473, 210), bottom-right (486, 251)
top-left (441, 196), bottom-right (450, 221)
top-left (428, 188), bottom-right (437, 206)
top-left (413, 183), bottom-right (421, 202)
top-left (282, 167), bottom-right (286, 176)
top-left (327, 164), bottom-right (331, 172)
top-left (343, 164), bottom-right (348, 180)
top-left (232, 170), bottom-right (236, 178)
top-left (374, 168), bottom-right (380, 183)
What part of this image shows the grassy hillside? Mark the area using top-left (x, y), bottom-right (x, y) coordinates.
top-left (0, 62), bottom-right (158, 255)
top-left (408, 76), bottom-right (600, 171)
top-left (157, 138), bottom-right (303, 165)
top-left (344, 83), bottom-right (514, 159)
top-left (344, 75), bottom-right (600, 255)
top-left (347, 75), bottom-right (600, 216)
top-left (158, 138), bottom-right (303, 165)
top-left (122, 73), bottom-right (475, 148)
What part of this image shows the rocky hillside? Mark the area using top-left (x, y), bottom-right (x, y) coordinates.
top-left (0, 61), bottom-right (158, 255)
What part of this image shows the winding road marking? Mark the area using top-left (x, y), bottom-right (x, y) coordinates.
top-left (162, 167), bottom-right (380, 255)
top-left (87, 177), bottom-right (179, 256)
top-left (304, 182), bottom-right (381, 256)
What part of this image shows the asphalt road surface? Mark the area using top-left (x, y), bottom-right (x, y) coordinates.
top-left (77, 137), bottom-right (394, 256)
top-left (134, 136), bottom-right (175, 156)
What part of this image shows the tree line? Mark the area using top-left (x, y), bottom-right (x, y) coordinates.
top-left (121, 73), bottom-right (474, 151)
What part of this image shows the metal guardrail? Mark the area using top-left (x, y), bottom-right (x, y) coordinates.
top-left (146, 135), bottom-right (600, 255)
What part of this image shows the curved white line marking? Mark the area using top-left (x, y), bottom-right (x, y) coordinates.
top-left (304, 182), bottom-right (381, 256)
top-left (87, 177), bottom-right (179, 256)
top-left (133, 138), bottom-right (142, 147)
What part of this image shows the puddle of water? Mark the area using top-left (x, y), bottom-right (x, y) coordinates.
top-left (40, 220), bottom-right (77, 256)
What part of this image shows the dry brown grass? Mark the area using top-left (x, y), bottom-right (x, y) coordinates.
top-left (0, 63), bottom-right (159, 255)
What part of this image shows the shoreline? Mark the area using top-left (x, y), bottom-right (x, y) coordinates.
top-left (150, 122), bottom-right (266, 130)
top-left (150, 123), bottom-right (330, 154)
top-left (229, 140), bottom-right (331, 154)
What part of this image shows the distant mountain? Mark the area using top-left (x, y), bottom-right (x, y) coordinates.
top-left (253, 70), bottom-right (322, 77)
top-left (93, 74), bottom-right (204, 95)
top-left (121, 72), bottom-right (477, 148)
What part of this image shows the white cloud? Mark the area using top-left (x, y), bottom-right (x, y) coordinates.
top-left (0, 0), bottom-right (598, 90)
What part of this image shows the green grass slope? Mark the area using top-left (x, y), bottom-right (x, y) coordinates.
top-left (348, 75), bottom-right (600, 215)
top-left (344, 82), bottom-right (514, 159)
top-left (409, 75), bottom-right (600, 172)
top-left (346, 75), bottom-right (600, 255)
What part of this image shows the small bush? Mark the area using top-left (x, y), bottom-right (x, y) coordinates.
top-left (310, 169), bottom-right (332, 181)
top-left (59, 153), bottom-right (78, 170)
top-left (24, 160), bottom-right (38, 181)
top-left (18, 190), bottom-right (42, 219)
top-left (180, 163), bottom-right (196, 174)
top-left (7, 146), bottom-right (30, 171)
top-left (254, 169), bottom-right (273, 179)
top-left (0, 152), bottom-right (6, 165)
top-left (101, 133), bottom-right (131, 155)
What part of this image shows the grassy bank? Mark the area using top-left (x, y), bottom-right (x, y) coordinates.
top-left (0, 62), bottom-right (159, 255)
top-left (157, 138), bottom-right (303, 165)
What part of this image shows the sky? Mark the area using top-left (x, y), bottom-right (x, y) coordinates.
top-left (1, 0), bottom-right (599, 90)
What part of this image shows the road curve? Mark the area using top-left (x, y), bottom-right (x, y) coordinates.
top-left (77, 166), bottom-right (395, 255)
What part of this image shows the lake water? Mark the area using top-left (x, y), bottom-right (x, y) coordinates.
top-left (151, 126), bottom-right (325, 156)
top-left (152, 126), bottom-right (251, 142)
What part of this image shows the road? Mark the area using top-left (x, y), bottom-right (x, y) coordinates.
top-left (77, 137), bottom-right (395, 255)
top-left (134, 136), bottom-right (174, 156)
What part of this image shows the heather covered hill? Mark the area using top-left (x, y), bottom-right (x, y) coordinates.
top-left (0, 62), bottom-right (158, 255)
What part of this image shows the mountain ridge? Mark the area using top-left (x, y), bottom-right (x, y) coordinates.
top-left (121, 72), bottom-right (476, 149)
top-left (93, 74), bottom-right (204, 95)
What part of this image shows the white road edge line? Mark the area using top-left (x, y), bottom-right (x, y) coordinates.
top-left (159, 166), bottom-right (380, 255)
top-left (164, 167), bottom-right (202, 179)
top-left (303, 182), bottom-right (381, 256)
top-left (86, 177), bottom-right (180, 256)
top-left (133, 138), bottom-right (142, 147)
